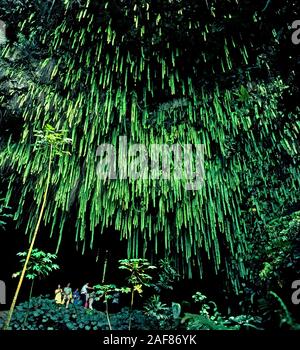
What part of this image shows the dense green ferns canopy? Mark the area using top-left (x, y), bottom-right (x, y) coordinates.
top-left (0, 0), bottom-right (299, 290)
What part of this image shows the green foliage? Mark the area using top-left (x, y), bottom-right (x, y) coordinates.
top-left (191, 291), bottom-right (223, 323)
top-left (119, 258), bottom-right (156, 329)
top-left (0, 296), bottom-right (160, 331)
top-left (181, 313), bottom-right (229, 330)
top-left (0, 0), bottom-right (299, 330)
top-left (94, 284), bottom-right (130, 302)
top-left (269, 291), bottom-right (294, 328)
top-left (34, 124), bottom-right (72, 156)
top-left (223, 315), bottom-right (263, 330)
top-left (119, 258), bottom-right (157, 291)
top-left (1, 1), bottom-right (299, 289)
top-left (0, 196), bottom-right (11, 229)
top-left (260, 212), bottom-right (300, 281)
top-left (258, 291), bottom-right (300, 330)
top-left (183, 291), bottom-right (264, 330)
top-left (192, 291), bottom-right (207, 303)
top-left (93, 260), bottom-right (180, 330)
top-left (144, 295), bottom-right (180, 330)
top-left (153, 259), bottom-right (180, 293)
top-left (246, 211), bottom-right (300, 292)
top-left (144, 295), bottom-right (168, 319)
top-left (13, 249), bottom-right (60, 280)
top-left (3, 123), bottom-right (70, 330)
top-left (93, 282), bottom-right (131, 329)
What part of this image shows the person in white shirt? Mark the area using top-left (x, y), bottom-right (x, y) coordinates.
top-left (81, 282), bottom-right (94, 308)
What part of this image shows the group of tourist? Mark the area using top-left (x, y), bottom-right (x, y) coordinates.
top-left (54, 282), bottom-right (95, 309)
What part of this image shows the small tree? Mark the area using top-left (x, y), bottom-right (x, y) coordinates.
top-left (13, 249), bottom-right (60, 328)
top-left (4, 124), bottom-right (71, 330)
top-left (119, 258), bottom-right (156, 330)
top-left (94, 284), bottom-right (130, 331)
top-left (153, 259), bottom-right (180, 293)
top-left (144, 295), bottom-right (169, 327)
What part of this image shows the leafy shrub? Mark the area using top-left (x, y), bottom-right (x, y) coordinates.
top-left (247, 211), bottom-right (300, 290)
top-left (93, 283), bottom-right (131, 330)
top-left (0, 296), bottom-right (160, 331)
top-left (111, 307), bottom-right (159, 331)
top-left (181, 313), bottom-right (230, 330)
top-left (258, 212), bottom-right (300, 283)
top-left (182, 291), bottom-right (263, 330)
top-left (144, 295), bottom-right (180, 330)
top-left (153, 259), bottom-right (180, 293)
top-left (223, 315), bottom-right (263, 330)
top-left (258, 291), bottom-right (300, 330)
top-left (119, 258), bottom-right (157, 330)
top-left (13, 249), bottom-right (60, 280)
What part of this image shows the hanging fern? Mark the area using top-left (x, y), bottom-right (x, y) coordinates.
top-left (0, 0), bottom-right (299, 291)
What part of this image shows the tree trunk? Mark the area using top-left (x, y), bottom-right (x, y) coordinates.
top-left (105, 301), bottom-right (112, 330)
top-left (128, 289), bottom-right (134, 331)
top-left (3, 146), bottom-right (53, 330)
top-left (22, 279), bottom-right (35, 329)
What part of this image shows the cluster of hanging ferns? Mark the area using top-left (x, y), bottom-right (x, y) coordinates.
top-left (0, 0), bottom-right (299, 291)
